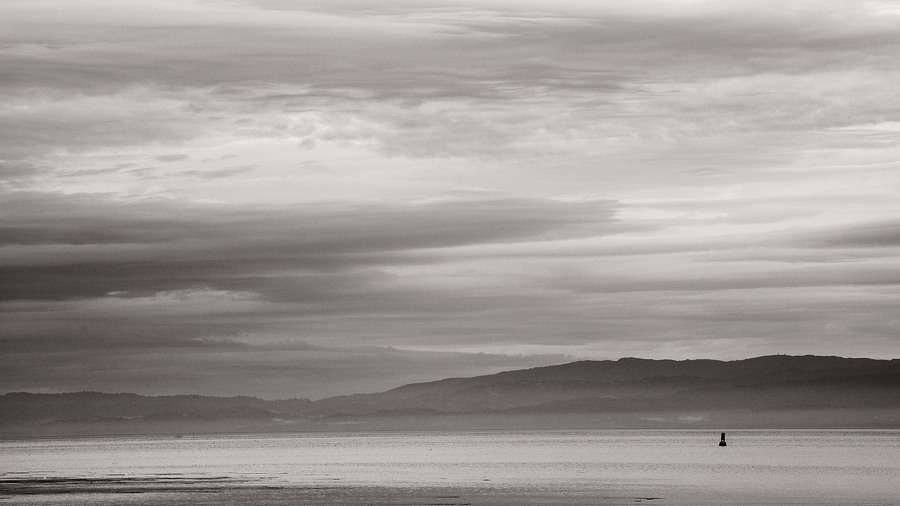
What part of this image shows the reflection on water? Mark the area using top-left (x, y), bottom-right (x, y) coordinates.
top-left (2, 430), bottom-right (899, 505)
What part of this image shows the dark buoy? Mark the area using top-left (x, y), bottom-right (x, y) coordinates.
top-left (719, 432), bottom-right (727, 447)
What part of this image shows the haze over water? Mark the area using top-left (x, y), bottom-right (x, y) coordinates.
top-left (3, 430), bottom-right (899, 505)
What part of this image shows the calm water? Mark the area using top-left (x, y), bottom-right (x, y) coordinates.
top-left (2, 430), bottom-right (899, 505)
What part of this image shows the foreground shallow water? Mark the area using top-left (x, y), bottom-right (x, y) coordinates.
top-left (2, 430), bottom-right (899, 505)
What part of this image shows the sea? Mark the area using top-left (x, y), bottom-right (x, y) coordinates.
top-left (2, 430), bottom-right (899, 505)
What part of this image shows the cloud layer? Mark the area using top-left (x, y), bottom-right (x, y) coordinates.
top-left (2, 0), bottom-right (899, 397)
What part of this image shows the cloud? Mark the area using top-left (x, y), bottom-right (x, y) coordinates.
top-left (2, 0), bottom-right (897, 165)
top-left (155, 154), bottom-right (189, 162)
top-left (2, 0), bottom-right (899, 396)
top-left (0, 160), bottom-right (42, 187)
top-left (0, 191), bottom-right (621, 301)
top-left (800, 220), bottom-right (900, 248)
top-left (177, 165), bottom-right (255, 179)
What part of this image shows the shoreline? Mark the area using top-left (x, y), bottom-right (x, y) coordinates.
top-left (3, 426), bottom-right (900, 443)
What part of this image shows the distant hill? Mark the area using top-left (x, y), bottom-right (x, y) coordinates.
top-left (306, 354), bottom-right (900, 415)
top-left (2, 355), bottom-right (899, 437)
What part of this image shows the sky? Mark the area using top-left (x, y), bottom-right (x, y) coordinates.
top-left (1, 0), bottom-right (899, 399)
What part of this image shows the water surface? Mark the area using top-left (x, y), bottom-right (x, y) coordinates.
top-left (2, 430), bottom-right (898, 505)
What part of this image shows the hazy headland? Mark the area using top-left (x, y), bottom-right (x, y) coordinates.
top-left (4, 355), bottom-right (898, 438)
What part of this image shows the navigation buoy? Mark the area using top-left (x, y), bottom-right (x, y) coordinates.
top-left (719, 432), bottom-right (727, 447)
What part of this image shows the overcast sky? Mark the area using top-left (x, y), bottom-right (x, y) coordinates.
top-left (2, 0), bottom-right (899, 398)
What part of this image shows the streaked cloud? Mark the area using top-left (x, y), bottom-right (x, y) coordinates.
top-left (1, 0), bottom-right (898, 396)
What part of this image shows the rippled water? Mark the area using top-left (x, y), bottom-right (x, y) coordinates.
top-left (2, 430), bottom-right (899, 504)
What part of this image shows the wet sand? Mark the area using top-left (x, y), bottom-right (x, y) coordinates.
top-left (0, 476), bottom-right (885, 506)
top-left (0, 476), bottom-right (661, 505)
